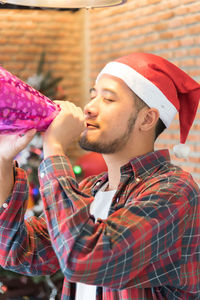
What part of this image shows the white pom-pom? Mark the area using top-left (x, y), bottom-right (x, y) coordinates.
top-left (173, 143), bottom-right (190, 158)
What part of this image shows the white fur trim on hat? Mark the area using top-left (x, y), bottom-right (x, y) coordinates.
top-left (173, 143), bottom-right (190, 158)
top-left (96, 61), bottom-right (178, 128)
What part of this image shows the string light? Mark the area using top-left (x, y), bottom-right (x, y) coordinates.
top-left (73, 165), bottom-right (82, 176)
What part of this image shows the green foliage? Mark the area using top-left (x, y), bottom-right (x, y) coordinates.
top-left (36, 52), bottom-right (63, 99)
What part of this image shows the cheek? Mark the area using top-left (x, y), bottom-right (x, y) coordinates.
top-left (109, 109), bottom-right (125, 124)
top-left (115, 110), bottom-right (131, 128)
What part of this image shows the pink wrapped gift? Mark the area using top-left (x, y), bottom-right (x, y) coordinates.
top-left (0, 66), bottom-right (61, 134)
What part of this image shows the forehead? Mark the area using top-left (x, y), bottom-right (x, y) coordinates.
top-left (95, 74), bottom-right (130, 91)
top-left (95, 74), bottom-right (137, 103)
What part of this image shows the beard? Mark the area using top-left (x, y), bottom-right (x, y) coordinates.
top-left (79, 113), bottom-right (137, 154)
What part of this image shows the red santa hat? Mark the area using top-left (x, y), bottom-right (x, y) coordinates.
top-left (96, 52), bottom-right (200, 158)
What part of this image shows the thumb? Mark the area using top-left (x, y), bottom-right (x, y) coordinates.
top-left (16, 129), bottom-right (37, 152)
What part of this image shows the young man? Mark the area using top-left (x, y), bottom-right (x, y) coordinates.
top-left (0, 52), bottom-right (199, 299)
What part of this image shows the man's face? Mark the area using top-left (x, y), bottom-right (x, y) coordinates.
top-left (79, 74), bottom-right (139, 154)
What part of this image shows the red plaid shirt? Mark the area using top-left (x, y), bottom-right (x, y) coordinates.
top-left (0, 149), bottom-right (199, 299)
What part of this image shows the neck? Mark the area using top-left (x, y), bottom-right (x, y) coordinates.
top-left (104, 154), bottom-right (126, 190)
top-left (103, 140), bottom-right (154, 191)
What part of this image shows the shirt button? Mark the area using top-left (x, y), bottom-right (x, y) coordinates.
top-left (2, 203), bottom-right (8, 209)
top-left (40, 172), bottom-right (45, 178)
top-left (135, 177), bottom-right (141, 183)
top-left (95, 181), bottom-right (101, 187)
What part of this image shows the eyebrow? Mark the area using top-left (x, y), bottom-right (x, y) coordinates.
top-left (89, 87), bottom-right (96, 94)
top-left (89, 87), bottom-right (118, 96)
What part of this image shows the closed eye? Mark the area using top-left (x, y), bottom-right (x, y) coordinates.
top-left (89, 87), bottom-right (117, 102)
top-left (89, 87), bottom-right (96, 100)
top-left (104, 98), bottom-right (115, 102)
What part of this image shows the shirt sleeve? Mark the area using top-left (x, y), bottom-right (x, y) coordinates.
top-left (38, 155), bottom-right (196, 289)
top-left (0, 166), bottom-right (60, 276)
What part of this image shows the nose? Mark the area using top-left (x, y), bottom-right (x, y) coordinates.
top-left (84, 97), bottom-right (99, 118)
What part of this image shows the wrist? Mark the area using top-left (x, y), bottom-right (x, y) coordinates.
top-left (0, 159), bottom-right (14, 181)
top-left (0, 157), bottom-right (13, 169)
top-left (43, 144), bottom-right (65, 158)
top-left (0, 159), bottom-right (14, 204)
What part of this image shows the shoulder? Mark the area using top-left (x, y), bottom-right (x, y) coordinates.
top-left (137, 163), bottom-right (199, 206)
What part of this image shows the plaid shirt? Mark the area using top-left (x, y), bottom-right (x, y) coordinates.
top-left (0, 149), bottom-right (199, 299)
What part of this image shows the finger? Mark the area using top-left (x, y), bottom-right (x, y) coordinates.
top-left (66, 101), bottom-right (77, 113)
top-left (73, 106), bottom-right (84, 119)
top-left (16, 129), bottom-right (37, 151)
top-left (56, 101), bottom-right (72, 114)
top-left (53, 100), bottom-right (65, 104)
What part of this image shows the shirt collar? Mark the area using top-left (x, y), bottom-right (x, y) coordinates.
top-left (91, 149), bottom-right (171, 196)
top-left (121, 149), bottom-right (171, 179)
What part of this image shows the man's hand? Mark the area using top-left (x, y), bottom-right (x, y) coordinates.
top-left (0, 129), bottom-right (37, 163)
top-left (42, 101), bottom-right (85, 158)
top-left (0, 128), bottom-right (36, 205)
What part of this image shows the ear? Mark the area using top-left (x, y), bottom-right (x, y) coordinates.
top-left (138, 107), bottom-right (160, 132)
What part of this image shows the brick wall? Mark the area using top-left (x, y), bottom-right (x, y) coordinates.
top-left (0, 8), bottom-right (85, 161)
top-left (87, 0), bottom-right (200, 185)
top-left (0, 2), bottom-right (199, 184)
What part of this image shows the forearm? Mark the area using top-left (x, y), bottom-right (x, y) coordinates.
top-left (0, 166), bottom-right (60, 276)
top-left (0, 159), bottom-right (14, 205)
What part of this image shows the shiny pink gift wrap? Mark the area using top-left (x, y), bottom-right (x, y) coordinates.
top-left (0, 66), bottom-right (61, 134)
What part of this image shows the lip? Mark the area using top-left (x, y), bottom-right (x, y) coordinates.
top-left (86, 122), bottom-right (99, 129)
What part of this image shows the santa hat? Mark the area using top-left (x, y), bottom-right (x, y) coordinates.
top-left (96, 52), bottom-right (200, 158)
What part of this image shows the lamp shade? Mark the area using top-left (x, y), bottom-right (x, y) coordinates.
top-left (0, 0), bottom-right (126, 8)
